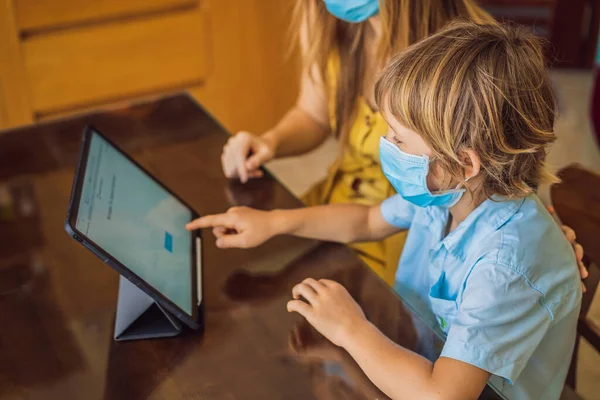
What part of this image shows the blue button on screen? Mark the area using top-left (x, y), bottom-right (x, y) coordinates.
top-left (164, 231), bottom-right (173, 253)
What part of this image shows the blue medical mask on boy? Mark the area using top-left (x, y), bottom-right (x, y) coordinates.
top-left (379, 137), bottom-right (466, 208)
top-left (323, 0), bottom-right (380, 23)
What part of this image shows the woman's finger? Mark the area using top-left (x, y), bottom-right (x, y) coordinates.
top-left (221, 151), bottom-right (237, 178)
top-left (574, 243), bottom-right (584, 262)
top-left (224, 145), bottom-right (242, 179)
top-left (248, 169), bottom-right (264, 179)
top-left (230, 138), bottom-right (251, 183)
top-left (579, 262), bottom-right (589, 279)
top-left (245, 146), bottom-right (271, 171)
top-left (227, 143), bottom-right (244, 178)
top-left (561, 225), bottom-right (576, 243)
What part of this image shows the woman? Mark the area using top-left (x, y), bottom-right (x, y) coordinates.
top-left (221, 0), bottom-right (493, 284)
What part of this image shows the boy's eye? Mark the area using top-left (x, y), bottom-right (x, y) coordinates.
top-left (392, 137), bottom-right (403, 145)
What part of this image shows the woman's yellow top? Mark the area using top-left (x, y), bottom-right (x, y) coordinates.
top-left (302, 59), bottom-right (408, 285)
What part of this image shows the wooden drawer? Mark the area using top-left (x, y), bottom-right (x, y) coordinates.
top-left (22, 6), bottom-right (212, 116)
top-left (15, 0), bottom-right (198, 33)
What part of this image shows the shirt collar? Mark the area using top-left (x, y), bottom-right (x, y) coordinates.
top-left (428, 196), bottom-right (526, 260)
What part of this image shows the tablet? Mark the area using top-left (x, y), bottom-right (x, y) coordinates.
top-left (65, 126), bottom-right (202, 329)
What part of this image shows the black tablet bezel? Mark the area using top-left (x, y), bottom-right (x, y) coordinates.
top-left (65, 125), bottom-right (202, 330)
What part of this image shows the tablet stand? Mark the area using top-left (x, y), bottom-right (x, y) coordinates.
top-left (114, 276), bottom-right (182, 341)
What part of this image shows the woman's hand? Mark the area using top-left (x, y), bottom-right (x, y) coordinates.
top-left (287, 279), bottom-right (367, 348)
top-left (547, 205), bottom-right (589, 292)
top-left (222, 131), bottom-right (276, 183)
top-left (186, 207), bottom-right (276, 249)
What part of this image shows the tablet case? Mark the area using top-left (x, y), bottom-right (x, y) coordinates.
top-left (114, 276), bottom-right (183, 341)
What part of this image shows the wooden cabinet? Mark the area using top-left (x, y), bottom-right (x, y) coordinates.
top-left (14, 0), bottom-right (198, 32)
top-left (0, 0), bottom-right (32, 128)
top-left (0, 0), bottom-right (299, 133)
top-left (23, 7), bottom-right (211, 116)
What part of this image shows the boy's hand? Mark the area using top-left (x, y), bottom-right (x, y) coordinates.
top-left (186, 207), bottom-right (275, 249)
top-left (287, 278), bottom-right (367, 348)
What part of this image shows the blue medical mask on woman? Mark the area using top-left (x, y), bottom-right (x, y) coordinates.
top-left (379, 137), bottom-right (466, 208)
top-left (323, 0), bottom-right (380, 23)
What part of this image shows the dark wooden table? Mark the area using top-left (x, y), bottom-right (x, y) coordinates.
top-left (0, 95), bottom-right (502, 400)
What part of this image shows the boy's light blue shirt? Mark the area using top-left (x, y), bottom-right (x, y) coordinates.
top-left (381, 194), bottom-right (582, 400)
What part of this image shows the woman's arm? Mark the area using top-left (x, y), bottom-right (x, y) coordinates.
top-left (259, 4), bottom-right (331, 160)
top-left (260, 65), bottom-right (331, 159)
top-left (222, 15), bottom-right (332, 181)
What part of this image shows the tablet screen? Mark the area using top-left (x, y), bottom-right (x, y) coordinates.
top-left (75, 131), bottom-right (193, 315)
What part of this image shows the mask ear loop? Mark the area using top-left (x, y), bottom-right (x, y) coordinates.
top-left (430, 158), bottom-right (474, 192)
top-left (451, 175), bottom-right (473, 191)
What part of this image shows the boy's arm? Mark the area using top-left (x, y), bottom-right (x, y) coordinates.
top-left (186, 203), bottom-right (404, 248)
top-left (272, 203), bottom-right (403, 243)
top-left (187, 194), bottom-right (415, 249)
top-left (287, 279), bottom-right (491, 400)
top-left (343, 321), bottom-right (490, 400)
top-left (288, 258), bottom-right (567, 399)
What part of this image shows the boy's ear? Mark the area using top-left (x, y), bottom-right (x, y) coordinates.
top-left (461, 149), bottom-right (481, 181)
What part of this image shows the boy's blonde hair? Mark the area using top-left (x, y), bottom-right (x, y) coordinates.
top-left (375, 22), bottom-right (558, 198)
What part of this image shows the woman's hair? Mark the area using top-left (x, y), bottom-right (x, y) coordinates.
top-left (291, 0), bottom-right (493, 142)
top-left (375, 21), bottom-right (558, 198)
